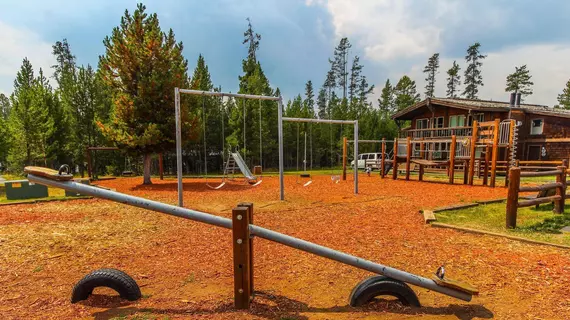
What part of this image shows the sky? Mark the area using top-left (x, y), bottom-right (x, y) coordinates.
top-left (2, 0), bottom-right (570, 106)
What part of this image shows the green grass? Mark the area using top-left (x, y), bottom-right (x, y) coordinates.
top-left (436, 202), bottom-right (570, 246)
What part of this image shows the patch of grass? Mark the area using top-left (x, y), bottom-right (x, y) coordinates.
top-left (141, 293), bottom-right (153, 299)
top-left (435, 202), bottom-right (570, 246)
top-left (32, 265), bottom-right (43, 273)
top-left (182, 273), bottom-right (195, 285)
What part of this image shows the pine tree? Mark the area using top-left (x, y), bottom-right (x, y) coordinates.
top-left (446, 61), bottom-right (461, 98)
top-left (423, 53), bottom-right (440, 98)
top-left (463, 42), bottom-right (486, 99)
top-left (348, 55), bottom-right (362, 102)
top-left (505, 65), bottom-right (534, 99)
top-left (557, 79), bottom-right (570, 110)
top-left (98, 3), bottom-right (191, 184)
top-left (330, 37), bottom-right (351, 99)
top-left (378, 79), bottom-right (394, 118)
top-left (0, 94), bottom-right (10, 119)
top-left (317, 88), bottom-right (327, 119)
top-left (303, 80), bottom-right (315, 118)
top-left (394, 75), bottom-right (420, 111)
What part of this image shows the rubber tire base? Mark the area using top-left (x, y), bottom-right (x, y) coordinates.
top-left (349, 275), bottom-right (421, 308)
top-left (71, 268), bottom-right (142, 303)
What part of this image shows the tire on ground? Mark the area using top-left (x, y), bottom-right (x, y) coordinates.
top-left (71, 268), bottom-right (142, 303)
top-left (349, 275), bottom-right (420, 307)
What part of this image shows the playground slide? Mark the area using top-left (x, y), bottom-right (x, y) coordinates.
top-left (231, 152), bottom-right (256, 180)
top-left (383, 163), bottom-right (393, 175)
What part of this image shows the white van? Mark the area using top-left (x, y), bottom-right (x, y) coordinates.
top-left (350, 153), bottom-right (385, 170)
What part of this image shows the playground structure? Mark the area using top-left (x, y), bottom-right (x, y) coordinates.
top-left (26, 165), bottom-right (477, 310)
top-left (361, 119), bottom-right (518, 187)
top-left (506, 162), bottom-right (568, 228)
top-left (174, 89), bottom-right (271, 206)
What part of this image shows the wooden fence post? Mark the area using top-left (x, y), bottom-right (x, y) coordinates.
top-left (449, 135), bottom-right (456, 184)
top-left (555, 166), bottom-right (567, 214)
top-left (506, 167), bottom-right (521, 229)
top-left (232, 206), bottom-right (252, 309)
top-left (406, 137), bottom-right (411, 180)
top-left (468, 120), bottom-right (478, 185)
top-left (490, 119), bottom-right (500, 187)
top-left (342, 137), bottom-right (347, 181)
top-left (381, 138), bottom-right (386, 178)
top-left (392, 138), bottom-right (398, 180)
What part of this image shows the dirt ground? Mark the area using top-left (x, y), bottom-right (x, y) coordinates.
top-left (1, 175), bottom-right (569, 319)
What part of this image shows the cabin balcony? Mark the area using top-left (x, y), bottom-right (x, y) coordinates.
top-left (399, 126), bottom-right (473, 139)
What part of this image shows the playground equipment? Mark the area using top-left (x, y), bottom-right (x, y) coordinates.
top-left (26, 165), bottom-right (477, 310)
top-left (506, 162), bottom-right (568, 228)
top-left (389, 119), bottom-right (516, 187)
top-left (296, 130), bottom-right (312, 187)
top-left (200, 94), bottom-right (227, 190)
top-left (227, 151), bottom-right (261, 186)
top-left (71, 268), bottom-right (141, 303)
top-left (280, 117), bottom-right (358, 199)
top-left (2, 180), bottom-right (48, 200)
top-left (175, 88), bottom-right (277, 206)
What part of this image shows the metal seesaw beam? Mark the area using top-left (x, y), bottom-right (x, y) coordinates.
top-left (27, 174), bottom-right (472, 302)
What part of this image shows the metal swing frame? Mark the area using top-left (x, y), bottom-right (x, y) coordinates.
top-left (175, 88), bottom-right (280, 207)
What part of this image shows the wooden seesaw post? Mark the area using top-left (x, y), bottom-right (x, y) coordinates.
top-left (232, 203), bottom-right (254, 309)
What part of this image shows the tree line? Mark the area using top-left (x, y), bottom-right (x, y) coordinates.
top-left (1, 3), bottom-right (569, 184)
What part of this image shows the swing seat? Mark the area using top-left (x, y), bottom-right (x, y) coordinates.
top-left (303, 180), bottom-right (313, 187)
top-left (121, 170), bottom-right (134, 176)
top-left (249, 179), bottom-right (262, 187)
top-left (300, 173), bottom-right (311, 178)
top-left (207, 181), bottom-right (226, 190)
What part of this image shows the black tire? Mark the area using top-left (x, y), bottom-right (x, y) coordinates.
top-left (349, 275), bottom-right (420, 308)
top-left (71, 268), bottom-right (141, 303)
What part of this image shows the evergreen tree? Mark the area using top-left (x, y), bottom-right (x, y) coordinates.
top-left (330, 37), bottom-right (351, 99)
top-left (0, 94), bottom-right (10, 119)
top-left (98, 3), bottom-right (191, 184)
top-left (557, 79), bottom-right (570, 110)
top-left (423, 53), bottom-right (440, 98)
top-left (303, 80), bottom-right (315, 117)
top-left (394, 75), bottom-right (420, 111)
top-left (462, 42), bottom-right (486, 99)
top-left (317, 87), bottom-right (327, 119)
top-left (378, 79), bottom-right (394, 118)
top-left (446, 61), bottom-right (461, 98)
top-left (505, 65), bottom-right (534, 99)
top-left (348, 55), bottom-right (362, 102)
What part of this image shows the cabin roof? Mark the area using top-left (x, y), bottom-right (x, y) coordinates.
top-left (391, 97), bottom-right (570, 120)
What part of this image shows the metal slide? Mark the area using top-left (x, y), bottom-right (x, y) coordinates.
top-left (26, 170), bottom-right (474, 303)
top-left (231, 152), bottom-right (256, 181)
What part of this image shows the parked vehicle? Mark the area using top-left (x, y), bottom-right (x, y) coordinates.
top-left (350, 153), bottom-right (386, 170)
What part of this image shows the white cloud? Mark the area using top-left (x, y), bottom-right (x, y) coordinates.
top-left (306, 0), bottom-right (457, 61)
top-left (0, 20), bottom-right (56, 95)
top-left (397, 44), bottom-right (570, 106)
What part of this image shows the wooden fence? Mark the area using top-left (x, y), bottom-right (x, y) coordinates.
top-left (506, 165), bottom-right (567, 229)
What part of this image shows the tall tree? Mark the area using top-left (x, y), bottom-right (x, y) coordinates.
top-left (303, 80), bottom-right (315, 117)
top-left (317, 87), bottom-right (327, 119)
top-left (423, 53), bottom-right (440, 98)
top-left (243, 18), bottom-right (261, 63)
top-left (378, 79), bottom-right (394, 117)
top-left (505, 65), bottom-right (534, 99)
top-left (462, 42), bottom-right (486, 99)
top-left (446, 61), bottom-right (461, 98)
top-left (0, 94), bottom-right (10, 119)
top-left (348, 55), bottom-right (363, 102)
top-left (394, 75), bottom-right (420, 111)
top-left (557, 79), bottom-right (570, 110)
top-left (330, 37), bottom-right (351, 99)
top-left (98, 3), bottom-right (191, 184)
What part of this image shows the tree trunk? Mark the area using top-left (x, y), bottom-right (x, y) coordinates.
top-left (143, 153), bottom-right (152, 185)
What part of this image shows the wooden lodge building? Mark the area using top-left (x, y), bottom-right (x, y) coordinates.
top-left (392, 95), bottom-right (570, 162)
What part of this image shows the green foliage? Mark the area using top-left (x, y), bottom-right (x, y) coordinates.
top-left (557, 79), bottom-right (570, 110)
top-left (446, 61), bottom-right (461, 98)
top-left (394, 75), bottom-right (420, 111)
top-left (505, 65), bottom-right (533, 99)
top-left (330, 38), bottom-right (352, 99)
top-left (523, 213), bottom-right (570, 234)
top-left (98, 3), bottom-right (191, 183)
top-left (462, 42), bottom-right (486, 99)
top-left (423, 53), bottom-right (440, 98)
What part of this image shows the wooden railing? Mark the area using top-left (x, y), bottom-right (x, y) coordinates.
top-left (506, 166), bottom-right (567, 228)
top-left (402, 126), bottom-right (472, 139)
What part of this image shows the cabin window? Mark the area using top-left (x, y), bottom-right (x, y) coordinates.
top-left (416, 118), bottom-right (429, 129)
top-left (467, 113), bottom-right (485, 126)
top-left (530, 119), bottom-right (544, 135)
top-left (449, 115), bottom-right (465, 127)
top-left (433, 117), bottom-right (444, 128)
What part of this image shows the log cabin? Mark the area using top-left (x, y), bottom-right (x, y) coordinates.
top-left (391, 95), bottom-right (570, 162)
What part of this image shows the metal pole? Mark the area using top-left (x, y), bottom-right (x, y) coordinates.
top-left (278, 98), bottom-right (285, 201)
top-left (354, 120), bottom-right (359, 194)
top-left (175, 87), bottom-right (183, 207)
top-left (27, 174), bottom-right (471, 302)
top-left (283, 117), bottom-right (356, 125)
top-left (304, 131), bottom-right (307, 172)
top-left (179, 89), bottom-right (281, 101)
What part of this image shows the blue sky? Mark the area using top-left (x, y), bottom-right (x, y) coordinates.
top-left (2, 0), bottom-right (570, 106)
